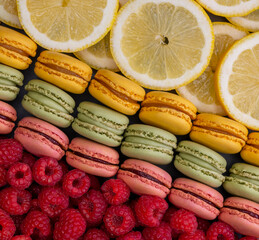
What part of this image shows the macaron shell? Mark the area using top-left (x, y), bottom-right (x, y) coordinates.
top-left (0, 85), bottom-right (20, 101)
top-left (0, 63), bottom-right (24, 86)
top-left (0, 101), bottom-right (16, 134)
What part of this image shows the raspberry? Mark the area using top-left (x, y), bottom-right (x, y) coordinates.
top-left (30, 199), bottom-right (40, 211)
top-left (101, 179), bottom-right (130, 205)
top-left (84, 228), bottom-right (109, 240)
top-left (240, 237), bottom-right (258, 240)
top-left (197, 217), bottom-right (211, 232)
top-left (38, 187), bottom-right (69, 218)
top-left (32, 157), bottom-right (63, 186)
top-left (89, 175), bottom-right (100, 190)
top-left (21, 152), bottom-right (36, 169)
top-left (62, 169), bottom-right (90, 198)
top-left (0, 139), bottom-right (23, 168)
top-left (21, 210), bottom-right (51, 239)
top-left (27, 183), bottom-right (42, 199)
top-left (53, 208), bottom-right (86, 240)
top-left (170, 208), bottom-right (198, 234)
top-left (59, 161), bottom-right (69, 176)
top-left (12, 215), bottom-right (25, 235)
top-left (7, 163), bottom-right (32, 190)
top-left (142, 221), bottom-right (171, 240)
top-left (11, 235), bottom-right (32, 240)
top-left (0, 166), bottom-right (7, 187)
top-left (0, 187), bottom-right (31, 215)
top-left (0, 208), bottom-right (16, 240)
top-left (162, 206), bottom-right (178, 223)
top-left (79, 189), bottom-right (108, 225)
top-left (135, 195), bottom-right (168, 227)
top-left (103, 205), bottom-right (135, 236)
top-left (178, 230), bottom-right (206, 240)
top-left (117, 231), bottom-right (143, 240)
top-left (206, 221), bottom-right (235, 240)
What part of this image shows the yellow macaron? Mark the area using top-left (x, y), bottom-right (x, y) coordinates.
top-left (34, 51), bottom-right (92, 94)
top-left (89, 69), bottom-right (146, 115)
top-left (190, 113), bottom-right (248, 154)
top-left (139, 91), bottom-right (197, 135)
top-left (0, 26), bottom-right (37, 70)
top-left (240, 132), bottom-right (259, 167)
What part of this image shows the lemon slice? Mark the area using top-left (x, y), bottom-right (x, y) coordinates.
top-left (177, 22), bottom-right (247, 115)
top-left (0, 0), bottom-right (22, 28)
top-left (216, 32), bottom-right (259, 130)
top-left (228, 9), bottom-right (259, 32)
top-left (17, 0), bottom-right (119, 52)
top-left (74, 32), bottom-right (119, 72)
top-left (196, 0), bottom-right (259, 17)
top-left (119, 0), bottom-right (128, 7)
top-left (110, 0), bottom-right (214, 90)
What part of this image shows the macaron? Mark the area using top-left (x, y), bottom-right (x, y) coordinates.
top-left (241, 132), bottom-right (259, 167)
top-left (121, 124), bottom-right (177, 165)
top-left (0, 100), bottom-right (17, 134)
top-left (223, 163), bottom-right (259, 203)
top-left (66, 137), bottom-right (119, 178)
top-left (117, 159), bottom-right (172, 198)
top-left (34, 50), bottom-right (92, 94)
top-left (72, 101), bottom-right (129, 147)
top-left (139, 91), bottom-right (197, 135)
top-left (219, 197), bottom-right (259, 238)
top-left (0, 63), bottom-right (24, 101)
top-left (22, 79), bottom-right (75, 128)
top-left (174, 140), bottom-right (226, 187)
top-left (0, 26), bottom-right (37, 70)
top-left (190, 113), bottom-right (248, 154)
top-left (169, 178), bottom-right (224, 220)
top-left (88, 69), bottom-right (146, 115)
top-left (14, 117), bottom-right (69, 160)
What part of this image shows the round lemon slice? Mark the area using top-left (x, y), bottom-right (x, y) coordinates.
top-left (0, 0), bottom-right (22, 28)
top-left (216, 32), bottom-right (259, 130)
top-left (17, 0), bottom-right (119, 52)
top-left (74, 32), bottom-right (119, 72)
top-left (196, 0), bottom-right (259, 17)
top-left (228, 9), bottom-right (259, 32)
top-left (177, 22), bottom-right (247, 115)
top-left (110, 0), bottom-right (214, 90)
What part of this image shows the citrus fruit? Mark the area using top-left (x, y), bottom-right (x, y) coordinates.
top-left (177, 22), bottom-right (247, 115)
top-left (17, 0), bottom-right (119, 52)
top-left (216, 32), bottom-right (259, 130)
top-left (74, 32), bottom-right (119, 72)
top-left (0, 0), bottom-right (22, 28)
top-left (110, 0), bottom-right (214, 90)
top-left (228, 9), bottom-right (259, 32)
top-left (196, 0), bottom-right (259, 17)
top-left (119, 0), bottom-right (128, 7)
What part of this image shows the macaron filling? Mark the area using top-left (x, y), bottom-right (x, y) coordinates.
top-left (0, 43), bottom-right (29, 57)
top-left (0, 114), bottom-right (13, 122)
top-left (224, 206), bottom-right (259, 219)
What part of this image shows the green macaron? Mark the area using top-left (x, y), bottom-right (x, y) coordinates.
top-left (121, 124), bottom-right (177, 165)
top-left (72, 101), bottom-right (129, 147)
top-left (0, 63), bottom-right (24, 101)
top-left (22, 79), bottom-right (75, 128)
top-left (223, 163), bottom-right (259, 203)
top-left (174, 140), bottom-right (226, 187)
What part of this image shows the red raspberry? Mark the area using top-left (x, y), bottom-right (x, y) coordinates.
top-left (240, 237), bottom-right (258, 240)
top-left (7, 163), bottom-right (32, 190)
top-left (117, 231), bottom-right (143, 240)
top-left (38, 187), bottom-right (69, 218)
top-left (170, 208), bottom-right (198, 233)
top-left (163, 206), bottom-right (178, 223)
top-left (30, 199), bottom-right (40, 211)
top-left (84, 228), bottom-right (109, 240)
top-left (0, 139), bottom-right (23, 168)
top-left (32, 157), bottom-right (63, 186)
top-left (53, 208), bottom-right (86, 240)
top-left (0, 208), bottom-right (16, 240)
top-left (62, 169), bottom-right (90, 198)
top-left (79, 189), bottom-right (108, 225)
top-left (27, 183), bottom-right (42, 199)
top-left (21, 152), bottom-right (36, 169)
top-left (135, 195), bottom-right (168, 227)
top-left (12, 215), bottom-right (25, 235)
top-left (142, 221), bottom-right (171, 240)
top-left (128, 199), bottom-right (142, 227)
top-left (11, 235), bottom-right (32, 240)
top-left (59, 161), bottom-right (69, 176)
top-left (178, 230), bottom-right (205, 240)
top-left (0, 187), bottom-right (31, 215)
top-left (21, 210), bottom-right (51, 239)
top-left (0, 166), bottom-right (7, 187)
top-left (206, 221), bottom-right (235, 240)
top-left (101, 179), bottom-right (130, 205)
top-left (89, 175), bottom-right (100, 189)
top-left (197, 217), bottom-right (211, 232)
top-left (103, 205), bottom-right (135, 236)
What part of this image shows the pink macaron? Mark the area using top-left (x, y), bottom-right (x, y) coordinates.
top-left (169, 178), bottom-right (224, 220)
top-left (66, 137), bottom-right (119, 178)
top-left (117, 159), bottom-right (172, 198)
top-left (14, 116), bottom-right (69, 160)
top-left (219, 197), bottom-right (259, 238)
top-left (0, 100), bottom-right (17, 134)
